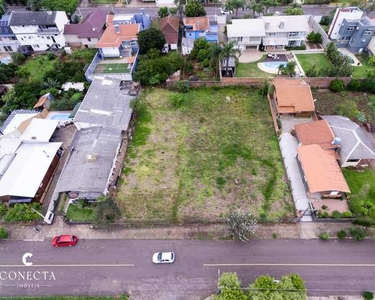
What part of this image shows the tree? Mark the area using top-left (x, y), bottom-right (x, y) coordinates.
top-left (0, 63), bottom-right (18, 83)
top-left (286, 61), bottom-right (296, 77)
top-left (137, 28), bottom-right (166, 54)
top-left (40, 0), bottom-right (79, 15)
top-left (214, 272), bottom-right (247, 300)
top-left (251, 3), bottom-right (264, 16)
top-left (225, 0), bottom-right (245, 18)
top-left (307, 31), bottom-right (322, 44)
top-left (284, 6), bottom-right (303, 15)
top-left (93, 198), bottom-right (121, 227)
top-left (219, 41), bottom-right (241, 77)
top-left (185, 0), bottom-right (206, 17)
top-left (0, 0), bottom-right (7, 17)
top-left (158, 6), bottom-right (169, 18)
top-left (5, 203), bottom-right (42, 222)
top-left (226, 209), bottom-right (258, 242)
top-left (169, 7), bottom-right (178, 15)
top-left (0, 227), bottom-right (8, 239)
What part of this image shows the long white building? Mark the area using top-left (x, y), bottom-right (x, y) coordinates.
top-left (9, 11), bottom-right (69, 52)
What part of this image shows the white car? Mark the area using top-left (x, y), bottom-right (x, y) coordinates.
top-left (220, 7), bottom-right (233, 14)
top-left (152, 252), bottom-right (175, 264)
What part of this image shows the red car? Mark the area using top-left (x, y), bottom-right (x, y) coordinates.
top-left (52, 235), bottom-right (78, 247)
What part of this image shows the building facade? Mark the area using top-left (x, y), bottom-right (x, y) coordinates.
top-left (328, 7), bottom-right (363, 40)
top-left (0, 14), bottom-right (20, 53)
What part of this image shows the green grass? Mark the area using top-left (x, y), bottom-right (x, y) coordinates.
top-left (89, 0), bottom-right (117, 3)
top-left (236, 57), bottom-right (273, 78)
top-left (19, 54), bottom-right (58, 81)
top-left (295, 53), bottom-right (332, 74)
top-left (95, 63), bottom-right (130, 74)
top-left (0, 297), bottom-right (128, 300)
top-left (117, 87), bottom-right (293, 223)
top-left (352, 56), bottom-right (375, 79)
top-left (343, 169), bottom-right (375, 219)
top-left (66, 204), bottom-right (94, 222)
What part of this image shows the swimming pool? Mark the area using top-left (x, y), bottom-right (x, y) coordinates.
top-left (260, 61), bottom-right (288, 72)
top-left (49, 113), bottom-right (71, 120)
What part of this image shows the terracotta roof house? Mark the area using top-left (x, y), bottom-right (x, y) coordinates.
top-left (34, 92), bottom-right (53, 110)
top-left (296, 144), bottom-right (350, 197)
top-left (159, 16), bottom-right (179, 51)
top-left (270, 79), bottom-right (315, 117)
top-left (322, 115), bottom-right (375, 168)
top-left (64, 8), bottom-right (107, 49)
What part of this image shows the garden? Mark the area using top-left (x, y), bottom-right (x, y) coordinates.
top-left (236, 56), bottom-right (272, 78)
top-left (117, 87), bottom-right (293, 223)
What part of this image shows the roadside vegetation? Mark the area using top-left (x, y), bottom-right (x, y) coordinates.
top-left (117, 87), bottom-right (293, 223)
top-left (0, 296), bottom-right (129, 300)
top-left (0, 203), bottom-right (42, 222)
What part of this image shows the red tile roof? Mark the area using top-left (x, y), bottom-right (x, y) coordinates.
top-left (159, 16), bottom-right (179, 45)
top-left (96, 24), bottom-right (139, 48)
top-left (295, 120), bottom-right (338, 150)
top-left (183, 16), bottom-right (210, 31)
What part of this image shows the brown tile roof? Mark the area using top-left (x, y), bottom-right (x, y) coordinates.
top-left (34, 93), bottom-right (49, 108)
top-left (295, 120), bottom-right (338, 150)
top-left (106, 14), bottom-right (114, 25)
top-left (159, 16), bottom-right (180, 45)
top-left (297, 144), bottom-right (350, 193)
top-left (96, 24), bottom-right (139, 48)
top-left (183, 16), bottom-right (210, 31)
top-left (273, 79), bottom-right (315, 113)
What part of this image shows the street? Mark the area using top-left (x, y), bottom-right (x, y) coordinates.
top-left (0, 239), bottom-right (374, 299)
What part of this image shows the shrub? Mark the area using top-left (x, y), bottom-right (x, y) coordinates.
top-left (368, 56), bottom-right (375, 67)
top-left (349, 226), bottom-right (366, 241)
top-left (329, 79), bottom-right (345, 93)
top-left (322, 205), bottom-right (328, 210)
top-left (47, 52), bottom-right (56, 60)
top-left (347, 79), bottom-right (361, 91)
top-left (341, 211), bottom-right (352, 218)
top-left (0, 227), bottom-right (8, 239)
top-left (353, 218), bottom-right (372, 226)
top-left (305, 66), bottom-right (320, 77)
top-left (322, 211), bottom-right (329, 218)
top-left (319, 232), bottom-right (329, 240)
top-left (331, 210), bottom-right (342, 219)
top-left (272, 233), bottom-right (278, 239)
top-left (0, 203), bottom-right (8, 218)
top-left (307, 31), bottom-right (322, 44)
top-left (174, 81), bottom-right (190, 93)
top-left (11, 52), bottom-right (27, 66)
top-left (337, 230), bottom-right (347, 239)
top-left (363, 291), bottom-right (374, 300)
top-left (5, 203), bottom-right (42, 222)
top-left (317, 210), bottom-right (323, 218)
top-left (170, 93), bottom-right (187, 108)
top-left (335, 100), bottom-right (359, 119)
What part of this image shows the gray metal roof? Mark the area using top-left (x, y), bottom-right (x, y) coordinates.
top-left (0, 109), bottom-right (41, 133)
top-left (322, 115), bottom-right (375, 161)
top-left (56, 126), bottom-right (122, 194)
top-left (74, 78), bottom-right (134, 131)
top-left (9, 11), bottom-right (57, 26)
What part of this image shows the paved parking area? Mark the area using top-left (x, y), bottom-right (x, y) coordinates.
top-left (238, 50), bottom-right (263, 63)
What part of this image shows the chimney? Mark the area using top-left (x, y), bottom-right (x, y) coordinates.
top-left (114, 24), bottom-right (120, 33)
top-left (279, 21), bottom-right (284, 29)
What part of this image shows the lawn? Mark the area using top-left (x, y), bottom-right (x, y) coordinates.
top-left (295, 53), bottom-right (332, 74)
top-left (0, 297), bottom-right (127, 300)
top-left (236, 57), bottom-right (273, 78)
top-left (352, 56), bottom-right (375, 79)
top-left (117, 87), bottom-right (293, 223)
top-left (19, 54), bottom-right (58, 81)
top-left (94, 63), bottom-right (130, 74)
top-left (66, 204), bottom-right (94, 222)
top-left (343, 169), bottom-right (375, 220)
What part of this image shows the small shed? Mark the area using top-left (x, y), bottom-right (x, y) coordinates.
top-left (34, 93), bottom-right (54, 110)
top-left (221, 57), bottom-right (236, 77)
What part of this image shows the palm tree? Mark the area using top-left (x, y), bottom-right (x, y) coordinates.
top-left (219, 41), bottom-right (241, 77)
top-left (209, 43), bottom-right (223, 77)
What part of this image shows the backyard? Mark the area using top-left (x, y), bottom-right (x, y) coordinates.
top-left (117, 87), bottom-right (293, 223)
top-left (19, 54), bottom-right (58, 81)
top-left (352, 55), bottom-right (375, 79)
top-left (236, 57), bottom-right (273, 78)
top-left (66, 203), bottom-right (94, 222)
top-left (295, 53), bottom-right (332, 74)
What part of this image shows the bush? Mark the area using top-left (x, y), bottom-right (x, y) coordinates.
top-left (347, 79), bottom-right (361, 91)
top-left (335, 100), bottom-right (359, 120)
top-left (307, 31), bottom-right (322, 44)
top-left (319, 232), bottom-right (329, 240)
top-left (322, 211), bottom-right (329, 218)
top-left (174, 81), bottom-right (190, 93)
top-left (337, 230), bottom-right (347, 239)
top-left (363, 291), bottom-right (374, 300)
top-left (341, 211), bottom-right (352, 218)
top-left (331, 210), bottom-right (342, 219)
top-left (170, 93), bottom-right (187, 108)
top-left (0, 227), bottom-right (8, 239)
top-left (47, 52), bottom-right (56, 60)
top-left (329, 79), bottom-right (345, 93)
top-left (322, 205), bottom-right (328, 210)
top-left (0, 203), bottom-right (8, 218)
top-left (11, 52), bottom-right (27, 66)
top-left (5, 203), bottom-right (43, 222)
top-left (368, 56), bottom-right (375, 67)
top-left (349, 226), bottom-right (366, 241)
top-left (317, 210), bottom-right (323, 218)
top-left (353, 218), bottom-right (372, 226)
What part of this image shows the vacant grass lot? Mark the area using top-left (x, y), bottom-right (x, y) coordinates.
top-left (236, 56), bottom-right (272, 78)
top-left (117, 87), bottom-right (293, 223)
top-left (295, 53), bottom-right (332, 74)
top-left (19, 54), bottom-right (58, 81)
top-left (343, 169), bottom-right (375, 220)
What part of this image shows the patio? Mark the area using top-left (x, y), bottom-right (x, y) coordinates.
top-left (238, 50), bottom-right (263, 63)
top-left (310, 199), bottom-right (350, 214)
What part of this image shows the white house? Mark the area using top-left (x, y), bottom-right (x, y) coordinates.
top-left (262, 15), bottom-right (310, 51)
top-left (227, 19), bottom-right (265, 51)
top-left (328, 7), bottom-right (363, 40)
top-left (9, 11), bottom-right (69, 52)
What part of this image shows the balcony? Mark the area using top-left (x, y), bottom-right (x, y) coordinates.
top-left (37, 27), bottom-right (59, 35)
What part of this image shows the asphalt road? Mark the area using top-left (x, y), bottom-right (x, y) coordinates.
top-left (0, 239), bottom-right (374, 299)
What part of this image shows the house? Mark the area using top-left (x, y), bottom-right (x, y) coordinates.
top-left (0, 14), bottom-right (20, 53)
top-left (34, 92), bottom-right (54, 110)
top-left (227, 19), bottom-right (265, 51)
top-left (336, 17), bottom-right (375, 53)
top-left (270, 79), bottom-right (315, 117)
top-left (328, 7), bottom-right (363, 40)
top-left (262, 15), bottom-right (309, 51)
top-left (63, 8), bottom-right (107, 49)
top-left (159, 16), bottom-right (180, 51)
top-left (0, 109), bottom-right (42, 136)
top-left (57, 77), bottom-right (137, 201)
top-left (111, 12), bottom-right (151, 31)
top-left (0, 118), bottom-right (62, 204)
top-left (296, 144), bottom-right (350, 198)
top-left (322, 115), bottom-right (375, 168)
top-left (9, 11), bottom-right (69, 51)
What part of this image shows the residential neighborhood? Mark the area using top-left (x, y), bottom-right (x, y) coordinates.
top-left (0, 0), bottom-right (375, 299)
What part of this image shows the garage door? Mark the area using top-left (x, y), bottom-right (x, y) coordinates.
top-left (246, 45), bottom-right (258, 50)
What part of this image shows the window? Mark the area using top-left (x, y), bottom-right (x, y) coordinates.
top-left (346, 26), bottom-right (355, 31)
top-left (341, 36), bottom-right (351, 42)
top-left (347, 159), bottom-right (359, 162)
top-left (47, 36), bottom-right (51, 39)
top-left (87, 38), bottom-right (91, 42)
top-left (288, 32), bottom-right (299, 37)
top-left (363, 30), bottom-right (373, 36)
top-left (267, 32), bottom-right (276, 36)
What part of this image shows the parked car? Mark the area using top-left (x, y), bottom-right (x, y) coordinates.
top-left (52, 235), bottom-right (78, 247)
top-left (152, 252), bottom-right (175, 264)
top-left (221, 7), bottom-right (233, 14)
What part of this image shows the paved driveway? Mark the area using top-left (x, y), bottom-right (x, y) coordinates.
top-left (238, 50), bottom-right (263, 63)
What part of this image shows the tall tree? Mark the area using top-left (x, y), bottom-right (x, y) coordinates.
top-left (215, 272), bottom-right (247, 300)
top-left (40, 0), bottom-right (79, 15)
top-left (251, 2), bottom-right (264, 17)
top-left (0, 0), bottom-right (7, 17)
top-left (158, 6), bottom-right (169, 18)
top-left (225, 0), bottom-right (245, 18)
top-left (185, 0), bottom-right (206, 17)
top-left (137, 27), bottom-right (166, 54)
top-left (284, 6), bottom-right (303, 15)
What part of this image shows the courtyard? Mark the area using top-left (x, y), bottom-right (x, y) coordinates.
top-left (117, 87), bottom-right (293, 223)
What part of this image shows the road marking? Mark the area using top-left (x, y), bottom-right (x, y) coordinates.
top-left (0, 264), bottom-right (134, 267)
top-left (203, 263), bottom-right (375, 267)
